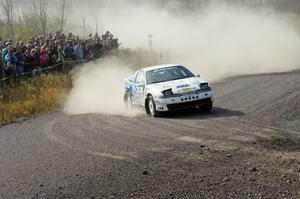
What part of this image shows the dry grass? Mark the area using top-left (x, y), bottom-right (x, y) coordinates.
top-left (0, 74), bottom-right (72, 124)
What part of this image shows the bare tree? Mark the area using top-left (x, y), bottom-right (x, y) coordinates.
top-left (29, 0), bottom-right (39, 32)
top-left (38, 0), bottom-right (49, 35)
top-left (1, 0), bottom-right (14, 38)
top-left (81, 17), bottom-right (87, 35)
top-left (55, 0), bottom-right (68, 32)
top-left (21, 0), bottom-right (38, 34)
top-left (26, 0), bottom-right (49, 35)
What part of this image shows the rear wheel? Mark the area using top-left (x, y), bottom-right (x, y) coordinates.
top-left (124, 92), bottom-right (132, 109)
top-left (146, 95), bottom-right (160, 117)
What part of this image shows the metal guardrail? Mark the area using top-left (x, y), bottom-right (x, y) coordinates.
top-left (0, 59), bottom-right (88, 85)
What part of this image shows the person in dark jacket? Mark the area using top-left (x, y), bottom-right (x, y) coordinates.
top-left (33, 46), bottom-right (41, 68)
top-left (23, 50), bottom-right (35, 74)
top-left (64, 42), bottom-right (74, 61)
top-left (14, 46), bottom-right (24, 75)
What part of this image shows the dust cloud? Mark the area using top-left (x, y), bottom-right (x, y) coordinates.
top-left (64, 2), bottom-right (300, 115)
top-left (63, 57), bottom-right (142, 116)
top-left (91, 3), bottom-right (300, 80)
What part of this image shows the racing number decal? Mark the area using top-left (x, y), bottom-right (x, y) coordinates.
top-left (182, 87), bottom-right (193, 93)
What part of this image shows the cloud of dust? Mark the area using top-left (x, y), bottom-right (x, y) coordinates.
top-left (63, 57), bottom-right (142, 116)
top-left (90, 3), bottom-right (300, 80)
top-left (64, 2), bottom-right (300, 115)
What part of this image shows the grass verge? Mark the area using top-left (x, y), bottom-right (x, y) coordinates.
top-left (0, 74), bottom-right (72, 125)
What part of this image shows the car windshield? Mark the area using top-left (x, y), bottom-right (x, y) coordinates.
top-left (146, 66), bottom-right (195, 85)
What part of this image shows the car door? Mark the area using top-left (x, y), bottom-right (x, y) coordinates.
top-left (132, 70), bottom-right (146, 106)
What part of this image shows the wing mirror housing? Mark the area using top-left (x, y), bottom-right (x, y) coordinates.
top-left (128, 78), bottom-right (134, 83)
top-left (197, 74), bottom-right (200, 78)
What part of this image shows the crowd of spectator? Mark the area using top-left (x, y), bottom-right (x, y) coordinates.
top-left (0, 31), bottom-right (119, 79)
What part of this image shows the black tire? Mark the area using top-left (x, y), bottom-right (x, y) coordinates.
top-left (146, 95), bottom-right (160, 117)
top-left (202, 101), bottom-right (213, 112)
top-left (124, 92), bottom-right (132, 109)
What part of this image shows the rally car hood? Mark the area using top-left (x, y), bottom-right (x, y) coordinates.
top-left (146, 77), bottom-right (207, 96)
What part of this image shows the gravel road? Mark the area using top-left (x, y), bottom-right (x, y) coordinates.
top-left (1, 70), bottom-right (300, 199)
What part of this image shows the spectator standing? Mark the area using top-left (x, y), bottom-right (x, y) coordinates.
top-left (40, 50), bottom-right (49, 67)
top-left (57, 45), bottom-right (65, 63)
top-left (48, 41), bottom-right (56, 65)
top-left (4, 48), bottom-right (16, 77)
top-left (23, 50), bottom-right (35, 74)
top-left (19, 41), bottom-right (25, 53)
top-left (64, 42), bottom-right (74, 61)
top-left (33, 46), bottom-right (41, 68)
top-left (14, 46), bottom-right (24, 75)
top-left (30, 49), bottom-right (38, 68)
top-left (74, 42), bottom-right (84, 61)
top-left (41, 43), bottom-right (48, 53)
top-left (2, 42), bottom-right (11, 62)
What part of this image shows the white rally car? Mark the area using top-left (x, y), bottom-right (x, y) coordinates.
top-left (124, 64), bottom-right (214, 117)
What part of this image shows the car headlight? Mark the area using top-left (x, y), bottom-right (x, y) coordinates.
top-left (200, 83), bottom-right (211, 90)
top-left (162, 89), bottom-right (173, 98)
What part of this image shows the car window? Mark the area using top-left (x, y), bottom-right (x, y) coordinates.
top-left (146, 66), bottom-right (195, 85)
top-left (135, 71), bottom-right (145, 84)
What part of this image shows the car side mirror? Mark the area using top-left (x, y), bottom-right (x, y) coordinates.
top-left (197, 74), bottom-right (200, 78)
top-left (128, 78), bottom-right (134, 83)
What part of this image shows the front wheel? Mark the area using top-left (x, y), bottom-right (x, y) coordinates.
top-left (202, 101), bottom-right (213, 112)
top-left (146, 95), bottom-right (160, 117)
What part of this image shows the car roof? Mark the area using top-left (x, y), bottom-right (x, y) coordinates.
top-left (140, 64), bottom-right (182, 72)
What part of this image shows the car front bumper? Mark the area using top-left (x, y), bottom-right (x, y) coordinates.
top-left (154, 91), bottom-right (214, 112)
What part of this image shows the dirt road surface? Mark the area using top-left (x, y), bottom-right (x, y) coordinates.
top-left (1, 70), bottom-right (300, 199)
